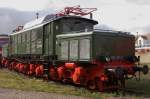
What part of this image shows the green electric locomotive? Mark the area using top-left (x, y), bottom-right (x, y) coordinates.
top-left (1, 6), bottom-right (148, 91)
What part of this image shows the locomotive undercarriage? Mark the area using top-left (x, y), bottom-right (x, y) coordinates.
top-left (1, 56), bottom-right (149, 92)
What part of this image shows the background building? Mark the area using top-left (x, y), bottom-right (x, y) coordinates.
top-left (135, 34), bottom-right (150, 63)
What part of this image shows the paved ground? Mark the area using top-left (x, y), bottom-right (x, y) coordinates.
top-left (0, 88), bottom-right (88, 99)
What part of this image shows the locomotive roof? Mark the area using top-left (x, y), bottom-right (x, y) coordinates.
top-left (11, 14), bottom-right (98, 35)
top-left (24, 14), bottom-right (98, 29)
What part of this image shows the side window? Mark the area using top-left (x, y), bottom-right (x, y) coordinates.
top-left (37, 28), bottom-right (43, 39)
top-left (26, 31), bottom-right (31, 53)
top-left (27, 31), bottom-right (30, 42)
top-left (14, 35), bottom-right (17, 44)
top-left (36, 28), bottom-right (43, 50)
top-left (61, 41), bottom-right (68, 60)
top-left (47, 24), bottom-right (50, 34)
top-left (80, 39), bottom-right (90, 60)
top-left (31, 30), bottom-right (37, 41)
top-left (22, 32), bottom-right (26, 43)
top-left (62, 22), bottom-right (71, 33)
top-left (11, 36), bottom-right (13, 44)
top-left (18, 34), bottom-right (22, 43)
top-left (69, 40), bottom-right (78, 60)
top-left (44, 25), bottom-right (50, 38)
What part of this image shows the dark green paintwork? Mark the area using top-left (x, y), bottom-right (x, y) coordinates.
top-left (56, 32), bottom-right (92, 61)
top-left (56, 31), bottom-right (135, 61)
top-left (5, 16), bottom-right (134, 63)
top-left (92, 31), bottom-right (135, 58)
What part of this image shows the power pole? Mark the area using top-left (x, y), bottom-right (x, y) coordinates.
top-left (36, 12), bottom-right (39, 19)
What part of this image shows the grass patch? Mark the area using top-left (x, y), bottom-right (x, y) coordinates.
top-left (126, 70), bottom-right (150, 96)
top-left (0, 69), bottom-right (112, 99)
top-left (0, 69), bottom-right (149, 99)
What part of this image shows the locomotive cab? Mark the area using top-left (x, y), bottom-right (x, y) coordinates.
top-left (60, 17), bottom-right (98, 34)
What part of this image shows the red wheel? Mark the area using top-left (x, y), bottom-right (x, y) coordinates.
top-left (28, 64), bottom-right (35, 75)
top-left (49, 67), bottom-right (57, 80)
top-left (35, 65), bottom-right (44, 77)
top-left (23, 64), bottom-right (29, 74)
top-left (57, 66), bottom-right (65, 80)
top-left (19, 64), bottom-right (24, 73)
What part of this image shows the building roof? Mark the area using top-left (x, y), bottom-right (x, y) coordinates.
top-left (135, 34), bottom-right (149, 41)
top-left (137, 34), bottom-right (150, 40)
top-left (0, 35), bottom-right (9, 47)
top-left (0, 34), bottom-right (9, 39)
top-left (141, 35), bottom-right (148, 40)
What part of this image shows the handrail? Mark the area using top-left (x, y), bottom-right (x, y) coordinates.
top-left (62, 29), bottom-right (130, 34)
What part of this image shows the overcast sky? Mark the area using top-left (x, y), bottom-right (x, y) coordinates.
top-left (0, 0), bottom-right (150, 34)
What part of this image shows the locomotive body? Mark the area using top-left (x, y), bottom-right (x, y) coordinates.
top-left (9, 16), bottom-right (97, 60)
top-left (1, 7), bottom-right (149, 91)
